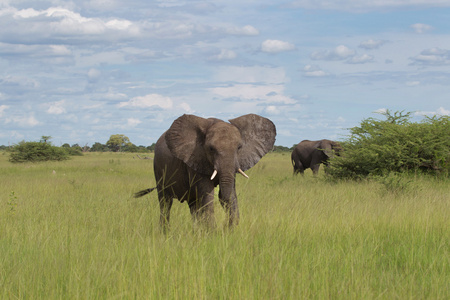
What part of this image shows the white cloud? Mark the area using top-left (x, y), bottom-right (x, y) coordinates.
top-left (213, 66), bottom-right (287, 84)
top-left (311, 45), bottom-right (355, 61)
top-left (13, 8), bottom-right (41, 18)
top-left (226, 25), bottom-right (259, 36)
top-left (303, 65), bottom-right (330, 77)
top-left (347, 53), bottom-right (374, 64)
top-left (374, 108), bottom-right (387, 114)
top-left (416, 107), bottom-right (450, 116)
top-left (359, 39), bottom-right (386, 49)
top-left (0, 7), bottom-right (140, 44)
top-left (118, 94), bottom-right (173, 109)
top-left (210, 49), bottom-right (237, 61)
top-left (411, 23), bottom-right (433, 34)
top-left (410, 48), bottom-right (450, 66)
top-left (47, 100), bottom-right (66, 115)
top-left (264, 105), bottom-right (280, 115)
top-left (0, 105), bottom-right (8, 117)
top-left (50, 45), bottom-right (72, 55)
top-left (261, 39), bottom-right (295, 53)
top-left (210, 83), bottom-right (296, 104)
top-left (126, 118), bottom-right (141, 127)
top-left (179, 102), bottom-right (194, 113)
top-left (437, 107), bottom-right (450, 115)
top-left (140, 20), bottom-right (206, 40)
top-left (88, 68), bottom-right (102, 82)
top-left (104, 90), bottom-right (128, 101)
top-left (5, 114), bottom-right (40, 127)
top-left (106, 19), bottom-right (134, 31)
top-left (0, 75), bottom-right (39, 89)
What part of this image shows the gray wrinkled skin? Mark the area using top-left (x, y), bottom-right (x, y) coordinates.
top-left (135, 114), bottom-right (276, 231)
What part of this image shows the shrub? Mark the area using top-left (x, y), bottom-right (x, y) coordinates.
top-left (90, 142), bottom-right (109, 152)
top-left (374, 173), bottom-right (413, 195)
top-left (327, 110), bottom-right (450, 179)
top-left (9, 141), bottom-right (71, 163)
top-left (64, 147), bottom-right (84, 156)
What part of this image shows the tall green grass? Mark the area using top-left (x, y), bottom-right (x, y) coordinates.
top-left (0, 151), bottom-right (448, 299)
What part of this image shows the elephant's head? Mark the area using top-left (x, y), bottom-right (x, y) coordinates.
top-left (317, 140), bottom-right (342, 159)
top-left (165, 114), bottom-right (276, 179)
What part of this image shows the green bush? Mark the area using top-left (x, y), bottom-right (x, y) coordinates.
top-left (64, 147), bottom-right (84, 156)
top-left (9, 141), bottom-right (71, 163)
top-left (328, 110), bottom-right (450, 179)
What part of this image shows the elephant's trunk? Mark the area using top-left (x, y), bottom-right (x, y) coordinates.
top-left (217, 168), bottom-right (240, 226)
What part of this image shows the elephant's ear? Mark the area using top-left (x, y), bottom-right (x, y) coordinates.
top-left (319, 140), bottom-right (334, 157)
top-left (165, 114), bottom-right (214, 174)
top-left (229, 114), bottom-right (276, 171)
top-left (331, 141), bottom-right (342, 152)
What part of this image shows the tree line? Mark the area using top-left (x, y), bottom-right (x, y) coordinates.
top-left (1, 133), bottom-right (293, 156)
top-left (1, 134), bottom-right (156, 163)
top-left (3, 111), bottom-right (449, 178)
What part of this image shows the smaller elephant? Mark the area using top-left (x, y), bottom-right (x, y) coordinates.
top-left (291, 139), bottom-right (342, 175)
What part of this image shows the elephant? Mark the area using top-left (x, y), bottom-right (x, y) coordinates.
top-left (134, 113), bottom-right (276, 230)
top-left (291, 139), bottom-right (342, 175)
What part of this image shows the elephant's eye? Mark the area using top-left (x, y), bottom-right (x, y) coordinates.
top-left (237, 144), bottom-right (243, 150)
top-left (209, 146), bottom-right (216, 152)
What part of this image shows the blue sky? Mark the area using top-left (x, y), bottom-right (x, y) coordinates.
top-left (1, 0), bottom-right (449, 147)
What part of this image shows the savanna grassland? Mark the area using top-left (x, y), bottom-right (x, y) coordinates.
top-left (0, 151), bottom-right (448, 299)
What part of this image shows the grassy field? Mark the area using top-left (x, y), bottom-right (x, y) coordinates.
top-left (0, 151), bottom-right (448, 299)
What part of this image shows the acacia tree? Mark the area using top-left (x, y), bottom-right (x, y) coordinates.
top-left (40, 136), bottom-right (52, 144)
top-left (106, 134), bottom-right (132, 152)
top-left (327, 110), bottom-right (450, 179)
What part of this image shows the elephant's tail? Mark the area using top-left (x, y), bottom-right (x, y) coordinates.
top-left (134, 187), bottom-right (157, 198)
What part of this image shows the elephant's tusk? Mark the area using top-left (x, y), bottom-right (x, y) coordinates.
top-left (238, 168), bottom-right (249, 179)
top-left (210, 170), bottom-right (218, 180)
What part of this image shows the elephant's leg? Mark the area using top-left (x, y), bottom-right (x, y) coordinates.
top-left (188, 191), bottom-right (215, 228)
top-left (294, 164), bottom-right (304, 175)
top-left (158, 191), bottom-right (173, 233)
top-left (311, 163), bottom-right (320, 175)
top-left (200, 191), bottom-right (215, 227)
top-left (219, 189), bottom-right (240, 227)
top-left (292, 159), bottom-right (305, 175)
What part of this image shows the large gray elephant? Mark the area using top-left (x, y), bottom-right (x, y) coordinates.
top-left (135, 114), bottom-right (276, 230)
top-left (291, 139), bottom-right (341, 175)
